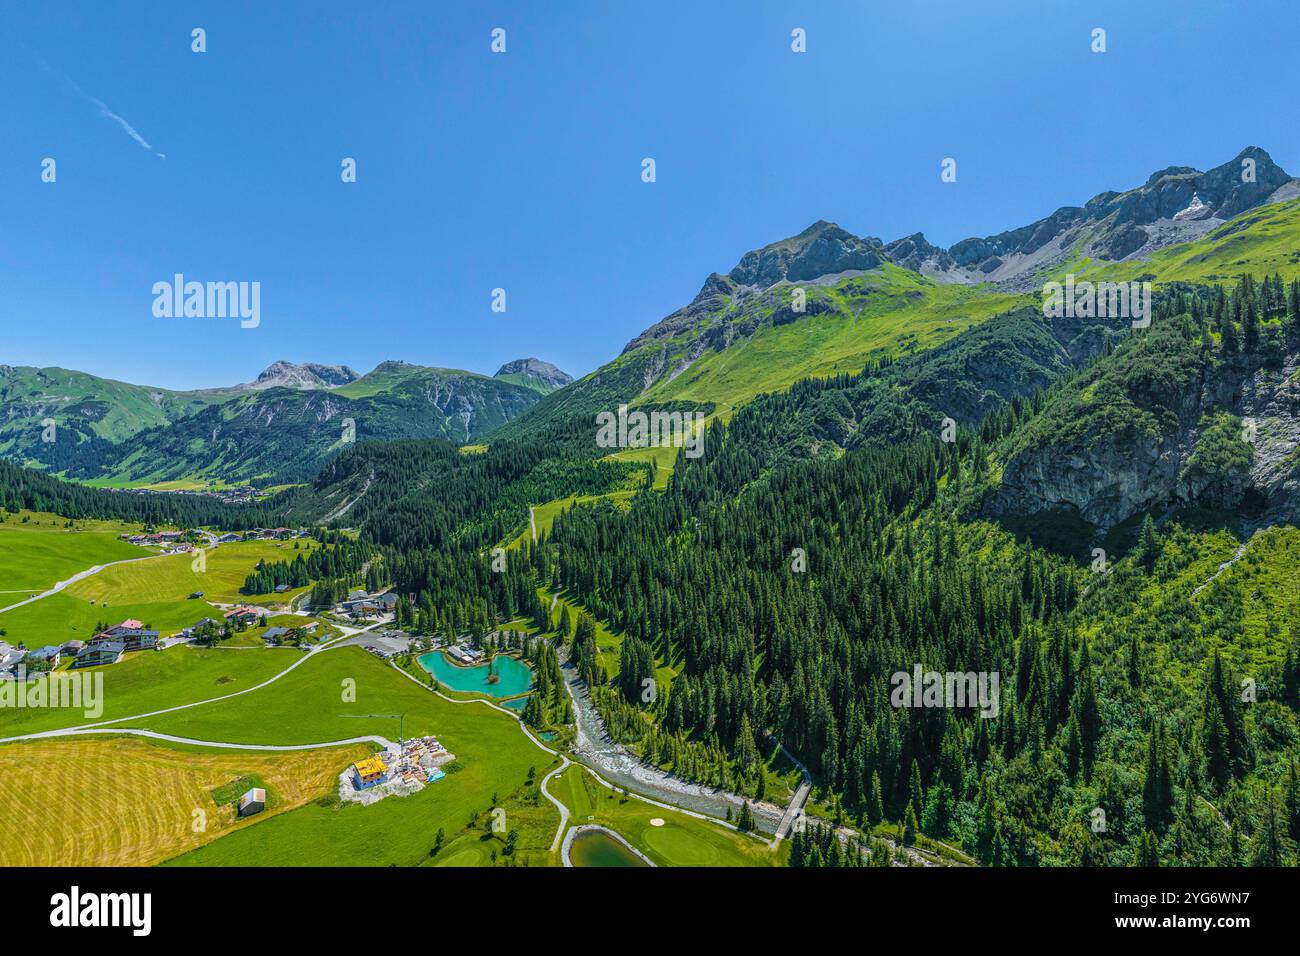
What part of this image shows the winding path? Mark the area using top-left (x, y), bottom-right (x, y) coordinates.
top-left (1191, 536), bottom-right (1253, 597)
top-left (0, 622), bottom-right (385, 747)
top-left (4, 726), bottom-right (394, 751)
top-left (0, 552), bottom-right (161, 614)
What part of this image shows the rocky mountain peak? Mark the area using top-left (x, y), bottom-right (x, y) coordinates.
top-left (494, 358), bottom-right (574, 393)
top-left (727, 219), bottom-right (887, 288)
top-left (245, 360), bottom-right (360, 390)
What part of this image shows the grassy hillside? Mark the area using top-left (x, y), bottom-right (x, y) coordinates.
top-left (0, 538), bottom-right (323, 647)
top-left (0, 646), bottom-right (294, 737)
top-left (156, 648), bottom-right (562, 866)
top-left (642, 266), bottom-right (1027, 409)
top-left (0, 736), bottom-right (367, 866)
top-left (0, 510), bottom-right (143, 593)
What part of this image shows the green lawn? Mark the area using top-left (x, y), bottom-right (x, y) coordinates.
top-left (0, 645), bottom-right (296, 736)
top-left (158, 649), bottom-right (563, 866)
top-left (0, 511), bottom-right (143, 595)
top-left (0, 538), bottom-right (322, 648)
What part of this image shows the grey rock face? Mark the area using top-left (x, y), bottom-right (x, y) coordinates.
top-left (247, 360), bottom-right (361, 390)
top-left (993, 349), bottom-right (1300, 529)
top-left (728, 220), bottom-right (887, 287)
top-left (494, 358), bottom-right (575, 391)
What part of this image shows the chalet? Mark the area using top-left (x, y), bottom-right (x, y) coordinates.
top-left (274, 584), bottom-right (291, 594)
top-left (217, 533), bottom-right (241, 543)
top-left (73, 642), bottom-right (124, 668)
top-left (27, 645), bottom-right (62, 668)
top-left (262, 627), bottom-right (290, 645)
top-left (376, 592), bottom-right (399, 611)
top-left (224, 607), bottom-right (261, 625)
top-left (178, 617), bottom-right (218, 639)
top-left (90, 620), bottom-right (159, 652)
top-left (352, 757), bottom-right (388, 790)
top-left (238, 788), bottom-right (267, 817)
top-left (347, 589), bottom-right (368, 602)
top-left (60, 640), bottom-right (86, 658)
top-left (118, 629), bottom-right (159, 651)
top-left (189, 591), bottom-right (205, 599)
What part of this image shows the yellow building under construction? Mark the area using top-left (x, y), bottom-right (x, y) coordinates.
top-left (352, 756), bottom-right (388, 790)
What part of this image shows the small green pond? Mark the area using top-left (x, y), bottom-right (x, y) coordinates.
top-left (568, 829), bottom-right (648, 867)
top-left (417, 651), bottom-right (532, 698)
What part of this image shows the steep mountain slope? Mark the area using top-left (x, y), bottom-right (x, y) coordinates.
top-left (991, 306), bottom-right (1300, 530)
top-left (948, 146), bottom-right (1297, 286)
top-left (494, 146), bottom-right (1300, 445)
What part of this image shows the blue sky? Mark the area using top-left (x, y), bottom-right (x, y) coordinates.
top-left (3, 0), bottom-right (1298, 390)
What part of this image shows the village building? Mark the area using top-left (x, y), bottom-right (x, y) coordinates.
top-left (73, 642), bottom-right (124, 668)
top-left (224, 607), bottom-right (261, 626)
top-left (26, 645), bottom-right (62, 668)
top-left (262, 626), bottom-right (290, 645)
top-left (352, 756), bottom-right (389, 790)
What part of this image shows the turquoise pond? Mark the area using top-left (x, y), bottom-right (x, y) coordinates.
top-left (501, 695), bottom-right (530, 710)
top-left (417, 651), bottom-right (533, 698)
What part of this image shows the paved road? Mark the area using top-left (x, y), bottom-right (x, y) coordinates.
top-left (539, 759), bottom-right (572, 849)
top-left (559, 648), bottom-right (788, 838)
top-left (4, 727), bottom-right (395, 751)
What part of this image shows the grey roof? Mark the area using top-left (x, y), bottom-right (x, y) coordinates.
top-left (79, 641), bottom-right (125, 655)
top-left (263, 627), bottom-right (290, 639)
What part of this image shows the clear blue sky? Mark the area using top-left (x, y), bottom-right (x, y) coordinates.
top-left (3, 0), bottom-right (1298, 390)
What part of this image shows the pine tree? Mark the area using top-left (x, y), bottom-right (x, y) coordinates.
top-left (1286, 758), bottom-right (1300, 844)
top-left (902, 800), bottom-right (918, 844)
top-left (866, 771), bottom-right (884, 826)
top-left (1135, 515), bottom-right (1161, 567)
top-left (1137, 830), bottom-right (1160, 867)
top-left (1251, 790), bottom-right (1288, 867)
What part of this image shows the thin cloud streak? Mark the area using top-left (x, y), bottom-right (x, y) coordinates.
top-left (27, 46), bottom-right (166, 159)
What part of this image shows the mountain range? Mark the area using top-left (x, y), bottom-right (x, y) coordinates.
top-left (6, 145), bottom-right (1300, 495)
top-left (0, 358), bottom-right (570, 486)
